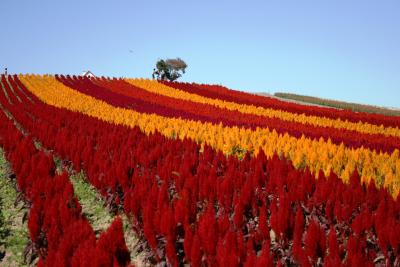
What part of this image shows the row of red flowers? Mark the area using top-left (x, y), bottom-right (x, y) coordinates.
top-left (1, 75), bottom-right (399, 265)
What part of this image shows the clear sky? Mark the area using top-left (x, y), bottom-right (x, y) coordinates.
top-left (1, 0), bottom-right (400, 108)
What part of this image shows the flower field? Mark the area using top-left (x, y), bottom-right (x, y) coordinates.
top-left (0, 74), bottom-right (399, 266)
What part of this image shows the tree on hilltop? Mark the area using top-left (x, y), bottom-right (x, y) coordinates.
top-left (153, 58), bottom-right (187, 82)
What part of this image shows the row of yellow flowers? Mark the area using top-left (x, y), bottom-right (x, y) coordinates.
top-left (20, 75), bottom-right (400, 197)
top-left (125, 79), bottom-right (400, 138)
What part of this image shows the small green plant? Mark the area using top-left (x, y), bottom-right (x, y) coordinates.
top-left (230, 145), bottom-right (253, 160)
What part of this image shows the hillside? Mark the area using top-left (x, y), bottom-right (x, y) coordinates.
top-left (0, 74), bottom-right (399, 266)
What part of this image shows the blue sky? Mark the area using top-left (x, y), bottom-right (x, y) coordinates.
top-left (1, 0), bottom-right (400, 108)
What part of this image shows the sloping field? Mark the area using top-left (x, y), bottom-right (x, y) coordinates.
top-left (0, 74), bottom-right (399, 266)
top-left (274, 92), bottom-right (400, 116)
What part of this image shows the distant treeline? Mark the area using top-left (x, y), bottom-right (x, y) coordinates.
top-left (274, 92), bottom-right (400, 117)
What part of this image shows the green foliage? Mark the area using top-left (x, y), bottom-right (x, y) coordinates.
top-left (0, 197), bottom-right (7, 260)
top-left (229, 145), bottom-right (254, 160)
top-left (0, 149), bottom-right (29, 266)
top-left (154, 58), bottom-right (187, 82)
top-left (69, 171), bottom-right (113, 236)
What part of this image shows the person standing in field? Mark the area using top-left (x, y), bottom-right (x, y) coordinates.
top-left (152, 68), bottom-right (160, 80)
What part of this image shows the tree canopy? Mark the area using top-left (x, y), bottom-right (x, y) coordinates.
top-left (154, 58), bottom-right (187, 82)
